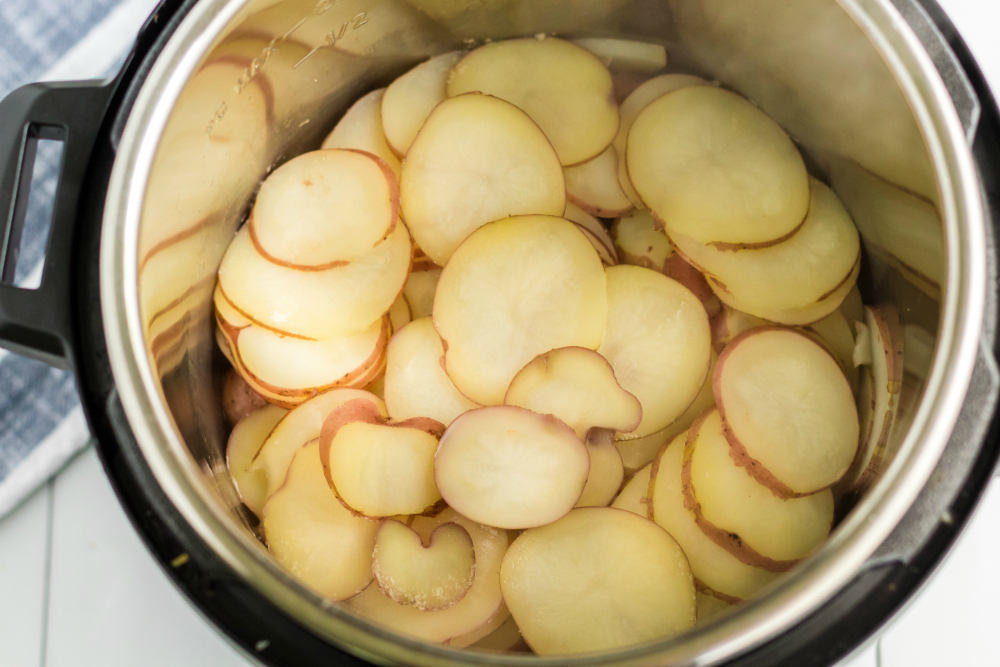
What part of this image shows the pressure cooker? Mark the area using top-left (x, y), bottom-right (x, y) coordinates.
top-left (0, 0), bottom-right (998, 664)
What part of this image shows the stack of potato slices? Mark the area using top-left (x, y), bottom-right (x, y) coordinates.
top-left (217, 34), bottom-right (898, 656)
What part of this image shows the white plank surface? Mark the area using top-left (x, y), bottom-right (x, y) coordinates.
top-left (0, 483), bottom-right (50, 667)
top-left (44, 447), bottom-right (254, 667)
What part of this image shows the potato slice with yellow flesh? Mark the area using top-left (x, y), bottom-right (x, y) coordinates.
top-left (448, 37), bottom-right (619, 166)
top-left (387, 294), bottom-right (412, 333)
top-left (346, 507), bottom-right (508, 646)
top-left (613, 74), bottom-right (711, 206)
top-left (563, 146), bottom-right (633, 217)
top-left (613, 208), bottom-right (674, 271)
top-left (710, 305), bottom-right (769, 353)
top-left (805, 309), bottom-right (858, 391)
top-left (598, 265), bottom-right (711, 436)
top-left (434, 216), bottom-right (607, 406)
top-left (400, 94), bottom-right (565, 266)
top-left (402, 267), bottom-right (441, 320)
top-left (372, 519), bottom-right (476, 611)
top-left (470, 612), bottom-right (528, 652)
top-left (222, 367), bottom-right (268, 426)
top-left (651, 433), bottom-right (779, 600)
top-left (262, 442), bottom-right (377, 600)
top-left (504, 347), bottom-right (641, 438)
top-left (384, 317), bottom-right (480, 426)
top-left (615, 349), bottom-right (718, 471)
top-left (252, 389), bottom-right (386, 498)
top-left (250, 149), bottom-right (398, 268)
top-left (628, 85), bottom-right (808, 245)
top-left (435, 406), bottom-right (590, 529)
top-left (218, 221), bottom-right (411, 340)
top-left (563, 202), bottom-right (617, 263)
top-left (320, 404), bottom-right (443, 518)
top-left (697, 593), bottom-right (733, 623)
top-left (227, 404), bottom-right (287, 517)
top-left (381, 51), bottom-right (463, 156)
top-left (500, 507), bottom-right (695, 655)
top-left (716, 328), bottom-right (859, 496)
top-left (572, 38), bottom-right (667, 73)
top-left (671, 180), bottom-right (860, 316)
top-left (322, 88), bottom-right (401, 178)
top-left (685, 410), bottom-right (834, 567)
top-left (576, 429), bottom-right (626, 508)
top-left (611, 464), bottom-right (653, 516)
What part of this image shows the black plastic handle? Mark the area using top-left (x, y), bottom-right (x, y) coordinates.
top-left (0, 80), bottom-right (114, 369)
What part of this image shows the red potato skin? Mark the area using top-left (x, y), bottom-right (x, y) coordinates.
top-left (222, 368), bottom-right (269, 426)
top-left (247, 148), bottom-right (401, 271)
top-left (662, 253), bottom-right (713, 303)
top-left (694, 577), bottom-right (741, 605)
top-left (566, 191), bottom-right (632, 220)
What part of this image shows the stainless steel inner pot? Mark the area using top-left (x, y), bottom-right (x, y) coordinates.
top-left (98, 0), bottom-right (995, 664)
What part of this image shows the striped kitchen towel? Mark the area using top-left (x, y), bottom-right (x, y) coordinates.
top-left (0, 0), bottom-right (160, 518)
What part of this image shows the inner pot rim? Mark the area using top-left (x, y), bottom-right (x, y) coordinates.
top-left (98, 0), bottom-right (989, 664)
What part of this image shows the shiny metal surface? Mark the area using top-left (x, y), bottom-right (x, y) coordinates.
top-left (100, 0), bottom-right (990, 664)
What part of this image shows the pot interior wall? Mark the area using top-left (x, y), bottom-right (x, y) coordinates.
top-left (136, 0), bottom-right (943, 655)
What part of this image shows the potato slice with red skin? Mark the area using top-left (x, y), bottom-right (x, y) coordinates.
top-left (434, 216), bottom-right (607, 406)
top-left (613, 74), bottom-right (711, 206)
top-left (262, 442), bottom-right (377, 600)
top-left (500, 507), bottom-right (695, 655)
top-left (387, 294), bottom-right (412, 334)
top-left (252, 389), bottom-right (386, 498)
top-left (346, 507), bottom-right (508, 646)
top-left (448, 37), bottom-right (619, 166)
top-left (611, 464), bottom-right (653, 516)
top-left (222, 368), bottom-right (268, 426)
top-left (504, 347), bottom-right (641, 438)
top-left (576, 429), bottom-right (626, 508)
top-left (319, 403), bottom-right (444, 518)
top-left (381, 51), bottom-right (463, 157)
top-left (805, 309), bottom-right (858, 392)
top-left (613, 208), bottom-right (674, 271)
top-left (563, 202), bottom-right (617, 266)
top-left (684, 410), bottom-right (834, 569)
top-left (572, 38), bottom-right (667, 73)
top-left (322, 88), bottom-right (401, 178)
top-left (651, 432), bottom-right (779, 600)
top-left (598, 265), bottom-right (711, 436)
top-left (385, 317), bottom-right (480, 426)
top-left (402, 267), bottom-right (441, 320)
top-left (435, 406), bottom-right (590, 529)
top-left (469, 612), bottom-right (529, 652)
top-left (217, 220), bottom-right (411, 340)
top-left (227, 404), bottom-right (287, 517)
top-left (400, 94), bottom-right (565, 266)
top-left (250, 149), bottom-right (399, 268)
top-left (716, 327), bottom-right (859, 496)
top-left (372, 519), bottom-right (476, 611)
top-left (564, 146), bottom-right (633, 217)
top-left (710, 305), bottom-right (769, 353)
top-left (628, 86), bottom-right (809, 246)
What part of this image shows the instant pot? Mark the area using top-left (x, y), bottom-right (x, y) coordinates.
top-left (1, 0), bottom-right (998, 664)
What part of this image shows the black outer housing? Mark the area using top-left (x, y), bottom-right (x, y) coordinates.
top-left (3, 0), bottom-right (997, 665)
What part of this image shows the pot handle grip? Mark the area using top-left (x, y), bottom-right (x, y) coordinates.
top-left (0, 80), bottom-right (114, 370)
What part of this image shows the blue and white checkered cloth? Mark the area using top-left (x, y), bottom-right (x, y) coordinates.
top-left (0, 0), bottom-right (159, 517)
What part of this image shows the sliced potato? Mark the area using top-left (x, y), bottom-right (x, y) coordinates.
top-left (500, 507), bottom-right (695, 655)
top-left (322, 88), bottom-right (401, 178)
top-left (576, 429), bottom-right (626, 508)
top-left (697, 592), bottom-right (733, 624)
top-left (613, 74), bottom-right (710, 206)
top-left (504, 346), bottom-right (641, 438)
top-left (628, 85), bottom-right (808, 245)
top-left (685, 410), bottom-right (834, 567)
top-left (400, 94), bottom-right (565, 265)
top-left (572, 38), bottom-right (667, 73)
top-left (840, 284), bottom-right (865, 326)
top-left (651, 433), bottom-right (780, 600)
top-left (563, 202), bottom-right (616, 259)
top-left (250, 149), bottom-right (398, 268)
top-left (320, 409), bottom-right (443, 517)
top-left (613, 208), bottom-right (674, 271)
top-left (598, 265), bottom-right (711, 436)
top-left (710, 305), bottom-right (769, 353)
top-left (564, 146), bottom-right (633, 217)
top-left (252, 389), bottom-right (387, 498)
top-left (217, 221), bottom-right (411, 340)
top-left (262, 442), bottom-right (378, 600)
top-left (384, 317), bottom-right (480, 426)
top-left (806, 309), bottom-right (858, 390)
top-left (372, 519), bottom-right (476, 611)
top-left (448, 37), bottom-right (619, 166)
top-left (381, 51), bottom-right (464, 156)
top-left (346, 507), bottom-right (508, 646)
top-left (402, 266), bottom-right (441, 320)
top-left (611, 464), bottom-right (653, 516)
top-left (222, 368), bottom-right (268, 426)
top-left (435, 406), bottom-right (590, 529)
top-left (716, 328), bottom-right (859, 495)
top-left (434, 216), bottom-right (607, 405)
top-left (227, 404), bottom-right (287, 517)
top-left (469, 612), bottom-right (528, 652)
top-left (672, 179), bottom-right (860, 315)
top-left (388, 294), bottom-right (412, 333)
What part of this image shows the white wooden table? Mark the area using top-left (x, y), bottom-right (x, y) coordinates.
top-left (2, 0), bottom-right (1000, 665)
